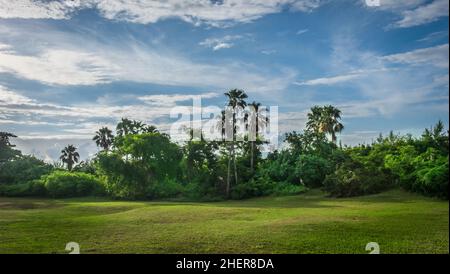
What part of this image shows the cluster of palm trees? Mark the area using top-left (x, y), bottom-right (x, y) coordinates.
top-left (306, 105), bottom-right (344, 144)
top-left (59, 118), bottom-right (159, 170)
top-left (218, 89), bottom-right (270, 197)
top-left (57, 91), bottom-right (344, 197)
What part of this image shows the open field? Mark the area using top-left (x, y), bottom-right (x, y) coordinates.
top-left (0, 189), bottom-right (448, 254)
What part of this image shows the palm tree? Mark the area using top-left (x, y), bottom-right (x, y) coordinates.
top-left (306, 106), bottom-right (324, 133)
top-left (93, 127), bottom-right (114, 151)
top-left (322, 105), bottom-right (344, 144)
top-left (116, 118), bottom-right (133, 137)
top-left (224, 89), bottom-right (248, 197)
top-left (247, 101), bottom-right (268, 172)
top-left (142, 125), bottom-right (158, 134)
top-left (306, 105), bottom-right (344, 144)
top-left (60, 145), bottom-right (80, 171)
top-left (131, 120), bottom-right (145, 134)
top-left (0, 132), bottom-right (17, 147)
top-left (216, 110), bottom-right (226, 142)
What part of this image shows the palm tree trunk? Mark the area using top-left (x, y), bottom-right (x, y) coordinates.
top-left (233, 142), bottom-right (238, 186)
top-left (250, 141), bottom-right (254, 172)
top-left (226, 143), bottom-right (232, 198)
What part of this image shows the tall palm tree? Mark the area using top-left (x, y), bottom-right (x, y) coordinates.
top-left (60, 145), bottom-right (80, 171)
top-left (322, 105), bottom-right (344, 144)
top-left (224, 89), bottom-right (248, 197)
top-left (142, 125), bottom-right (158, 134)
top-left (216, 110), bottom-right (226, 142)
top-left (247, 101), bottom-right (268, 172)
top-left (0, 132), bottom-right (17, 147)
top-left (116, 118), bottom-right (134, 137)
top-left (306, 106), bottom-right (324, 133)
top-left (306, 105), bottom-right (344, 144)
top-left (116, 118), bottom-right (148, 136)
top-left (93, 127), bottom-right (114, 151)
top-left (131, 120), bottom-right (145, 134)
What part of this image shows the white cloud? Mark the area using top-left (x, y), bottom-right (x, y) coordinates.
top-left (138, 92), bottom-right (219, 106)
top-left (392, 0), bottom-right (449, 28)
top-left (382, 44), bottom-right (449, 69)
top-left (0, 40), bottom-right (296, 92)
top-left (294, 72), bottom-right (363, 86)
top-left (261, 49), bottom-right (277, 55)
top-left (0, 46), bottom-right (118, 85)
top-left (199, 35), bottom-right (242, 51)
top-left (0, 0), bottom-right (323, 27)
top-left (0, 0), bottom-right (80, 19)
top-left (296, 29), bottom-right (309, 35)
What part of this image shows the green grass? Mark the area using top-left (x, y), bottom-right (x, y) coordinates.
top-left (0, 189), bottom-right (448, 254)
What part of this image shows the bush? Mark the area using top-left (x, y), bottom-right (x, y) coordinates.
top-left (0, 155), bottom-right (52, 184)
top-left (230, 178), bottom-right (275, 199)
top-left (0, 180), bottom-right (46, 197)
top-left (146, 177), bottom-right (184, 199)
top-left (272, 182), bottom-right (308, 196)
top-left (323, 161), bottom-right (394, 198)
top-left (295, 154), bottom-right (331, 188)
top-left (41, 171), bottom-right (105, 198)
top-left (414, 160), bottom-right (448, 199)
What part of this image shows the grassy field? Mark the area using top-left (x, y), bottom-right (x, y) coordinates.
top-left (0, 189), bottom-right (448, 254)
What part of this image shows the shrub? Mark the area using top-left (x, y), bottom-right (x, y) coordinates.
top-left (0, 155), bottom-right (52, 185)
top-left (295, 154), bottom-right (331, 188)
top-left (230, 178), bottom-right (274, 199)
top-left (0, 180), bottom-right (46, 197)
top-left (146, 177), bottom-right (184, 199)
top-left (41, 171), bottom-right (105, 198)
top-left (414, 160), bottom-right (449, 199)
top-left (272, 182), bottom-right (308, 196)
top-left (323, 161), bottom-right (394, 198)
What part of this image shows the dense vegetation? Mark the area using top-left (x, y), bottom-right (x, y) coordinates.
top-left (0, 90), bottom-right (448, 200)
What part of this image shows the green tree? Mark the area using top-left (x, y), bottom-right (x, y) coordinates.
top-left (93, 127), bottom-right (114, 151)
top-left (224, 89), bottom-right (248, 197)
top-left (0, 131), bottom-right (20, 163)
top-left (247, 101), bottom-right (268, 173)
top-left (60, 145), bottom-right (80, 171)
top-left (306, 105), bottom-right (344, 144)
top-left (97, 132), bottom-right (183, 199)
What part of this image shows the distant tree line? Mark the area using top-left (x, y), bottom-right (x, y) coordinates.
top-left (0, 89), bottom-right (448, 200)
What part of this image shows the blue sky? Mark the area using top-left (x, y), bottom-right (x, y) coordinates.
top-left (0, 0), bottom-right (448, 162)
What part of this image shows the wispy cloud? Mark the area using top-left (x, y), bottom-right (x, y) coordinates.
top-left (294, 72), bottom-right (363, 86)
top-left (381, 44), bottom-right (449, 69)
top-left (296, 29), bottom-right (309, 35)
top-left (0, 46), bottom-right (118, 86)
top-left (138, 92), bottom-right (219, 106)
top-left (199, 35), bottom-right (242, 51)
top-left (0, 0), bottom-right (323, 27)
top-left (0, 39), bottom-right (296, 92)
top-left (392, 0), bottom-right (449, 28)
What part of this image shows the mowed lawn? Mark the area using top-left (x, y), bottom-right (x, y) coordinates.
top-left (0, 189), bottom-right (448, 254)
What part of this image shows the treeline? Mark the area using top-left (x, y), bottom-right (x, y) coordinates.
top-left (0, 90), bottom-right (448, 200)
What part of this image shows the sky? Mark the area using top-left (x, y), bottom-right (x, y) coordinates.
top-left (0, 0), bottom-right (449, 162)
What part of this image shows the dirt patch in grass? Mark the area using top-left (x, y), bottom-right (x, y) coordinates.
top-left (0, 201), bottom-right (61, 210)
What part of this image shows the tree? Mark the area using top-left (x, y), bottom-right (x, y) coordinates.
top-left (97, 132), bottom-right (183, 199)
top-left (0, 131), bottom-right (20, 163)
top-left (306, 105), bottom-right (344, 144)
top-left (60, 145), bottom-right (80, 171)
top-left (116, 118), bottom-right (145, 136)
top-left (247, 101), bottom-right (268, 172)
top-left (93, 127), bottom-right (114, 151)
top-left (224, 89), bottom-right (248, 197)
